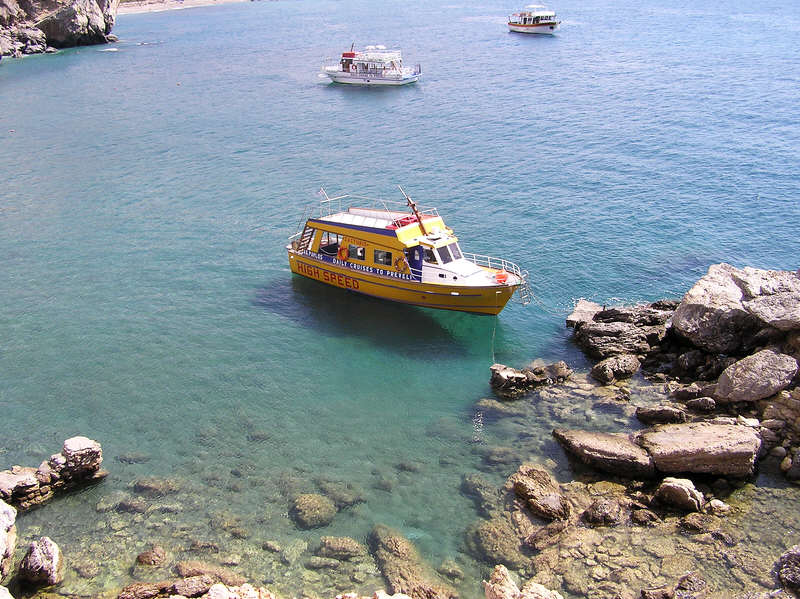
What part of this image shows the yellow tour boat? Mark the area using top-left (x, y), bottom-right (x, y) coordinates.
top-left (287, 188), bottom-right (531, 315)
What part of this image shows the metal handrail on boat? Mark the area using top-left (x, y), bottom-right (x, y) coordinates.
top-left (462, 252), bottom-right (524, 278)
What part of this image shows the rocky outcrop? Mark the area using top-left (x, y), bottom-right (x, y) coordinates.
top-left (554, 423), bottom-right (760, 478)
top-left (714, 349), bottom-right (798, 403)
top-left (0, 0), bottom-right (118, 57)
top-left (0, 499), bottom-right (16, 578)
top-left (565, 299), bottom-right (602, 328)
top-left (552, 429), bottom-right (656, 478)
top-left (368, 525), bottom-right (457, 599)
top-left (18, 536), bottom-right (64, 586)
top-left (0, 436), bottom-right (106, 510)
top-left (490, 362), bottom-right (572, 398)
top-left (483, 565), bottom-right (564, 599)
top-left (571, 301), bottom-right (676, 360)
top-left (505, 464), bottom-right (570, 521)
top-left (672, 264), bottom-right (800, 354)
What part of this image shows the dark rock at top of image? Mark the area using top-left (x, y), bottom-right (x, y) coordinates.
top-left (0, 0), bottom-right (118, 58)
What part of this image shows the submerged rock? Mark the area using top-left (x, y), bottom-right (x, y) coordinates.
top-left (490, 362), bottom-right (572, 398)
top-left (505, 464), bottom-right (570, 521)
top-left (368, 524), bottom-right (457, 599)
top-left (316, 536), bottom-right (367, 560)
top-left (18, 536), bottom-right (64, 586)
top-left (465, 516), bottom-right (529, 569)
top-left (290, 493), bottom-right (337, 529)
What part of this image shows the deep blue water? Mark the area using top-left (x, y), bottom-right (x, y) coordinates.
top-left (1, 0), bottom-right (799, 596)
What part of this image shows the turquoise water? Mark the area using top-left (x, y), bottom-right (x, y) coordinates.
top-left (1, 0), bottom-right (799, 596)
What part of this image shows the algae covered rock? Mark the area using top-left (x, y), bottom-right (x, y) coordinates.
top-left (505, 463), bottom-right (570, 521)
top-left (368, 524), bottom-right (457, 599)
top-left (290, 493), bottom-right (337, 528)
top-left (465, 516), bottom-right (529, 570)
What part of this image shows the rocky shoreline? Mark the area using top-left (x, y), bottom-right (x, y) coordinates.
top-left (1, 263), bottom-right (799, 599)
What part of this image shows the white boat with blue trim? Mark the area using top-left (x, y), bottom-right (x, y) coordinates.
top-left (321, 44), bottom-right (421, 86)
top-left (508, 5), bottom-right (560, 34)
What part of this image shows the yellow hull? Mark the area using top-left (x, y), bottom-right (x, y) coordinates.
top-left (288, 249), bottom-right (518, 315)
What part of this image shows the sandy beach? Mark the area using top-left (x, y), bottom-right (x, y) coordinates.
top-left (116, 0), bottom-right (250, 15)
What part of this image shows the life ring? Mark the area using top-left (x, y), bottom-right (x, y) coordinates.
top-left (350, 64), bottom-right (356, 72)
top-left (337, 245), bottom-right (349, 260)
top-left (495, 270), bottom-right (509, 284)
top-left (394, 255), bottom-right (409, 273)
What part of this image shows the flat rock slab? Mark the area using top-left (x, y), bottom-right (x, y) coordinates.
top-left (552, 429), bottom-right (655, 478)
top-left (637, 423), bottom-right (761, 477)
top-left (715, 349), bottom-right (798, 403)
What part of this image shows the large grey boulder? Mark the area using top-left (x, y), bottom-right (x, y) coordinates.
top-left (637, 423), bottom-right (761, 477)
top-left (672, 264), bottom-right (800, 353)
top-left (1, 0), bottom-right (118, 56)
top-left (0, 499), bottom-right (16, 578)
top-left (37, 0), bottom-right (107, 46)
top-left (715, 349), bottom-right (799, 403)
top-left (18, 536), bottom-right (64, 586)
top-left (505, 464), bottom-right (570, 521)
top-left (552, 429), bottom-right (655, 478)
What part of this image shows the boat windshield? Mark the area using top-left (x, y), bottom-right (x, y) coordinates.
top-left (436, 242), bottom-right (462, 265)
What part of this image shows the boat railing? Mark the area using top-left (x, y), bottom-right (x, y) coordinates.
top-left (462, 252), bottom-right (525, 278)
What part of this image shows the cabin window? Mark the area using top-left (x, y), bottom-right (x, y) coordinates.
top-left (349, 244), bottom-right (366, 261)
top-left (448, 242), bottom-right (463, 260)
top-left (423, 248), bottom-right (437, 264)
top-left (437, 246), bottom-right (453, 265)
top-left (319, 231), bottom-right (342, 256)
top-left (374, 249), bottom-right (392, 266)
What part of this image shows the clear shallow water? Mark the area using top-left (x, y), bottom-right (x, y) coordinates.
top-left (1, 0), bottom-right (799, 596)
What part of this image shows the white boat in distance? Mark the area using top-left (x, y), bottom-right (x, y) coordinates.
top-left (508, 5), bottom-right (560, 34)
top-left (321, 45), bottom-right (421, 86)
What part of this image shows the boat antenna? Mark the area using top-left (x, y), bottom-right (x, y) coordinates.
top-left (350, 42), bottom-right (355, 52)
top-left (398, 185), bottom-right (428, 235)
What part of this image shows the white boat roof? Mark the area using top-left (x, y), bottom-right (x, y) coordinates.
top-left (515, 5), bottom-right (556, 15)
top-left (355, 49), bottom-right (402, 62)
top-left (318, 207), bottom-right (405, 229)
